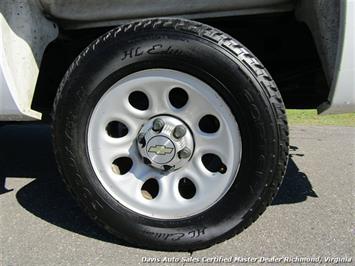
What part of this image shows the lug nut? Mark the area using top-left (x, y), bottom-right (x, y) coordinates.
top-left (143, 157), bottom-right (151, 165)
top-left (137, 133), bottom-right (146, 147)
top-left (163, 165), bottom-right (174, 171)
top-left (173, 125), bottom-right (186, 139)
top-left (178, 147), bottom-right (191, 159)
top-left (137, 133), bottom-right (145, 143)
top-left (152, 118), bottom-right (165, 132)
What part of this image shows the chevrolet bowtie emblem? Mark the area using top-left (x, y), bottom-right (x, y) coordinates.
top-left (148, 145), bottom-right (173, 155)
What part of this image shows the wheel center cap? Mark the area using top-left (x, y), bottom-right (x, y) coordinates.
top-left (146, 136), bottom-right (175, 164)
top-left (137, 115), bottom-right (194, 171)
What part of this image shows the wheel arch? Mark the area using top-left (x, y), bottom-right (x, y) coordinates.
top-left (0, 0), bottom-right (58, 121)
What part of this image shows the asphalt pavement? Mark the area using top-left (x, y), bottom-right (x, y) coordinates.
top-left (0, 124), bottom-right (354, 265)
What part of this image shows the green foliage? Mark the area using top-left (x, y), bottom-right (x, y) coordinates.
top-left (287, 109), bottom-right (355, 127)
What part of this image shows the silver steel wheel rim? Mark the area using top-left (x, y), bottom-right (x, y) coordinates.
top-left (87, 69), bottom-right (242, 219)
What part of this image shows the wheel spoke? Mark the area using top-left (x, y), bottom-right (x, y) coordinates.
top-left (178, 90), bottom-right (218, 125)
top-left (129, 160), bottom-right (157, 181)
top-left (115, 173), bottom-right (145, 200)
top-left (182, 159), bottom-right (221, 199)
top-left (194, 125), bottom-right (233, 163)
top-left (140, 81), bottom-right (171, 114)
top-left (90, 136), bottom-right (137, 169)
top-left (92, 85), bottom-right (147, 127)
top-left (155, 173), bottom-right (181, 206)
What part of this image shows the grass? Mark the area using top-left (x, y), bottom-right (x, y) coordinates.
top-left (286, 109), bottom-right (355, 127)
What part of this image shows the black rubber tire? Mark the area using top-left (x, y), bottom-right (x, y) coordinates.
top-left (52, 18), bottom-right (289, 251)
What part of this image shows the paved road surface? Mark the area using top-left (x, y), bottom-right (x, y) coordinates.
top-left (0, 125), bottom-right (354, 265)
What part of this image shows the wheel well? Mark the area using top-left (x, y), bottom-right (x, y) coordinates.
top-left (31, 13), bottom-right (329, 120)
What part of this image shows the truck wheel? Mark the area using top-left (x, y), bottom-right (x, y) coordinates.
top-left (53, 18), bottom-right (288, 251)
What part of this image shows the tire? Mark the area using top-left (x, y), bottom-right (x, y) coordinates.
top-left (52, 18), bottom-right (289, 251)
